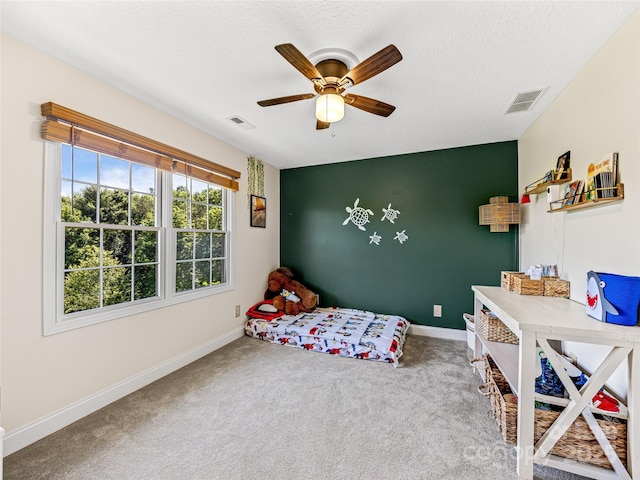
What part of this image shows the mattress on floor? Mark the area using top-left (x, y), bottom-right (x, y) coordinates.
top-left (245, 306), bottom-right (410, 366)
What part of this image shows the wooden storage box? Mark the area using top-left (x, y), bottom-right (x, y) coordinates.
top-left (512, 275), bottom-right (544, 295)
top-left (477, 309), bottom-right (519, 345)
top-left (482, 355), bottom-right (627, 470)
top-left (543, 278), bottom-right (570, 298)
top-left (501, 271), bottom-right (524, 291)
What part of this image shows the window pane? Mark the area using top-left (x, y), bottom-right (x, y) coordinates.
top-left (64, 268), bottom-right (100, 314)
top-left (208, 186), bottom-right (222, 206)
top-left (104, 229), bottom-right (132, 265)
top-left (72, 184), bottom-right (97, 223)
top-left (176, 232), bottom-right (193, 260)
top-left (208, 206), bottom-right (222, 230)
top-left (175, 262), bottom-right (193, 292)
top-left (211, 233), bottom-right (225, 258)
top-left (211, 259), bottom-right (224, 285)
top-left (172, 199), bottom-right (188, 228)
top-left (103, 266), bottom-right (131, 306)
top-left (194, 260), bottom-right (210, 288)
top-left (73, 147), bottom-right (98, 183)
top-left (134, 230), bottom-right (158, 263)
top-left (62, 144), bottom-right (72, 179)
top-left (195, 232), bottom-right (211, 259)
top-left (192, 179), bottom-right (208, 203)
top-left (61, 182), bottom-right (74, 222)
top-left (65, 227), bottom-right (99, 269)
top-left (134, 264), bottom-right (157, 300)
top-left (131, 163), bottom-right (155, 193)
top-left (173, 173), bottom-right (187, 194)
top-left (101, 155), bottom-right (130, 190)
top-left (132, 193), bottom-right (156, 226)
top-left (192, 203), bottom-right (207, 229)
top-left (100, 188), bottom-right (129, 225)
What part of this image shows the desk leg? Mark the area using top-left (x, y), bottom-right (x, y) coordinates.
top-left (517, 331), bottom-right (537, 480)
top-left (629, 343), bottom-right (640, 479)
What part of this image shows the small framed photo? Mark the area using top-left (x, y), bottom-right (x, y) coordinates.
top-left (250, 195), bottom-right (266, 228)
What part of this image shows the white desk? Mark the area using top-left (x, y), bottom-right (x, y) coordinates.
top-left (472, 285), bottom-right (640, 480)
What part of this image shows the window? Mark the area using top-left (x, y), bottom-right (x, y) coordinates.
top-left (172, 174), bottom-right (228, 293)
top-left (42, 102), bottom-right (239, 335)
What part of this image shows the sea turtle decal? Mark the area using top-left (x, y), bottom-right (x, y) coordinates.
top-left (381, 203), bottom-right (400, 224)
top-left (343, 198), bottom-right (374, 231)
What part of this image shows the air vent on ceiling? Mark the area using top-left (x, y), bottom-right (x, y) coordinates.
top-left (505, 87), bottom-right (547, 114)
top-left (227, 115), bottom-right (256, 130)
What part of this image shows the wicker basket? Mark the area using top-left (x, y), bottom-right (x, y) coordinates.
top-left (512, 275), bottom-right (545, 295)
top-left (501, 271), bottom-right (524, 291)
top-left (477, 309), bottom-right (519, 345)
top-left (482, 355), bottom-right (627, 470)
top-left (543, 278), bottom-right (570, 298)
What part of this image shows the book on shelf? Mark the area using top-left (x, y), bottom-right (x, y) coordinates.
top-left (555, 151), bottom-right (570, 180)
top-left (586, 152), bottom-right (618, 199)
top-left (561, 180), bottom-right (585, 207)
top-left (562, 180), bottom-right (581, 206)
top-left (573, 179), bottom-right (584, 204)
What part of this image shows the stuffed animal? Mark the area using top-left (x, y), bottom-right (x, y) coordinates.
top-left (264, 267), bottom-right (318, 315)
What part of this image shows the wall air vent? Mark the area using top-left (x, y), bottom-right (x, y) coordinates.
top-left (227, 115), bottom-right (256, 130)
top-left (505, 87), bottom-right (547, 114)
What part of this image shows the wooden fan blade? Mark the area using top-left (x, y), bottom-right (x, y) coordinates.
top-left (344, 94), bottom-right (396, 117)
top-left (275, 43), bottom-right (323, 82)
top-left (316, 119), bottom-right (330, 130)
top-left (341, 45), bottom-right (402, 86)
top-left (257, 93), bottom-right (315, 107)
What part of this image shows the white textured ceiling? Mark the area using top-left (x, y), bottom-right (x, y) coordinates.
top-left (2, 1), bottom-right (639, 169)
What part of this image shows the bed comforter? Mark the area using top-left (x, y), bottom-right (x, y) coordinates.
top-left (245, 307), bottom-right (410, 366)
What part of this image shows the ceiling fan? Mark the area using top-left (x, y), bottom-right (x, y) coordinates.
top-left (257, 43), bottom-right (403, 130)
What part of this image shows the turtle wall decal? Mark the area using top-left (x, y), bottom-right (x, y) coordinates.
top-left (342, 198), bottom-right (374, 231)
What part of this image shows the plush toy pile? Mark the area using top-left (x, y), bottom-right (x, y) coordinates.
top-left (264, 267), bottom-right (318, 315)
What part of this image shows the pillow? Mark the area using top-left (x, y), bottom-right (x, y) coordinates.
top-left (246, 299), bottom-right (284, 321)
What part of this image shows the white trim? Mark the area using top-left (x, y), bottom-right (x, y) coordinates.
top-left (408, 324), bottom-right (466, 342)
top-left (3, 326), bottom-right (245, 456)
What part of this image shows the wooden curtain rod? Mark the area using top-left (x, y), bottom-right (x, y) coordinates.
top-left (41, 102), bottom-right (241, 180)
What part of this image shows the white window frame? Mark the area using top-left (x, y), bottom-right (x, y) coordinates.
top-left (43, 142), bottom-right (234, 335)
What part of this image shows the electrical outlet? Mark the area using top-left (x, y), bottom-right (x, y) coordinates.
top-left (235, 304), bottom-right (241, 318)
top-left (433, 305), bottom-right (442, 317)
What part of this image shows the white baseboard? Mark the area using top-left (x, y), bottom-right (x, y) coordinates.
top-left (3, 326), bottom-right (245, 457)
top-left (408, 324), bottom-right (466, 342)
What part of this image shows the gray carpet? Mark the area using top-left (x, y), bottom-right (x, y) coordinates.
top-left (4, 335), bottom-right (588, 480)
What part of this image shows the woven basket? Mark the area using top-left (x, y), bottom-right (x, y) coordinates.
top-left (501, 271), bottom-right (524, 291)
top-left (482, 355), bottom-right (627, 469)
top-left (543, 278), bottom-right (570, 298)
top-left (477, 309), bottom-right (519, 345)
top-left (512, 275), bottom-right (544, 295)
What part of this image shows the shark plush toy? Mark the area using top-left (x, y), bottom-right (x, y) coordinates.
top-left (586, 271), bottom-right (640, 326)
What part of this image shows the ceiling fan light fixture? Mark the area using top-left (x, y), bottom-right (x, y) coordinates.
top-left (316, 93), bottom-right (344, 123)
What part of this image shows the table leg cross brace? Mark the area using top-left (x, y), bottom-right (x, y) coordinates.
top-left (534, 338), bottom-right (631, 479)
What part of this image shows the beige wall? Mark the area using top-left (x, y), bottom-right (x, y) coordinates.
top-left (0, 34), bottom-right (280, 447)
top-left (518, 10), bottom-right (640, 396)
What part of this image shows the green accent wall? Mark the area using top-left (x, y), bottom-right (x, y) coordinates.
top-left (280, 141), bottom-right (518, 329)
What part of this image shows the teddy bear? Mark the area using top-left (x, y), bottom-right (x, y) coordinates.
top-left (264, 267), bottom-right (318, 315)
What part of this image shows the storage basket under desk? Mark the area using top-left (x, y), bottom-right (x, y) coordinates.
top-left (481, 355), bottom-right (627, 470)
top-left (477, 309), bottom-right (519, 345)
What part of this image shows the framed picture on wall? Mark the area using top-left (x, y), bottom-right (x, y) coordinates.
top-left (250, 195), bottom-right (266, 228)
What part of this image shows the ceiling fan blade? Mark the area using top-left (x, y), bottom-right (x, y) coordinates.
top-left (341, 45), bottom-right (402, 86)
top-left (344, 94), bottom-right (396, 117)
top-left (257, 93), bottom-right (315, 107)
top-left (275, 43), bottom-right (323, 82)
top-left (316, 119), bottom-right (330, 130)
